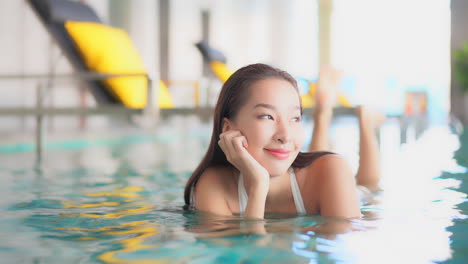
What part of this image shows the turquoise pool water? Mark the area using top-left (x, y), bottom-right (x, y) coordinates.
top-left (0, 119), bottom-right (467, 264)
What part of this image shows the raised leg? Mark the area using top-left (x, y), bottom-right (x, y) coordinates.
top-left (355, 106), bottom-right (385, 191)
top-left (308, 67), bottom-right (340, 152)
top-left (309, 90), bottom-right (333, 151)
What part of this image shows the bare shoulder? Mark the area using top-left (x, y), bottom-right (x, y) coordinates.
top-left (194, 166), bottom-right (235, 216)
top-left (302, 154), bottom-right (355, 190)
top-left (297, 154), bottom-right (359, 217)
top-left (300, 154), bottom-right (351, 182)
top-left (305, 154), bottom-right (360, 218)
top-left (315, 154), bottom-right (351, 175)
top-left (196, 166), bottom-right (236, 191)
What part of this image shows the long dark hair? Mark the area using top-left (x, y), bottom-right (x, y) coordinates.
top-left (184, 63), bottom-right (331, 205)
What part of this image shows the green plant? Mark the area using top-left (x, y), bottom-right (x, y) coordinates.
top-left (454, 43), bottom-right (468, 94)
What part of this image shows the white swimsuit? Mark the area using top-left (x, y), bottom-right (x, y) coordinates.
top-left (190, 167), bottom-right (371, 215)
top-left (238, 168), bottom-right (306, 216)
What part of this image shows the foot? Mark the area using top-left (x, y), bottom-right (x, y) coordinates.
top-left (314, 89), bottom-right (333, 118)
top-left (356, 105), bottom-right (386, 131)
top-left (318, 67), bottom-right (342, 98)
top-left (314, 67), bottom-right (342, 118)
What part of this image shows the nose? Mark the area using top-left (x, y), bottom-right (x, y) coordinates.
top-left (274, 119), bottom-right (291, 144)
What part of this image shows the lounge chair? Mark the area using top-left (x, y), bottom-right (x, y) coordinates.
top-left (0, 0), bottom-right (176, 162)
top-left (27, 0), bottom-right (173, 109)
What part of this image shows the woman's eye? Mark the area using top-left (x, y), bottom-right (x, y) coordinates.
top-left (258, 114), bottom-right (274, 120)
top-left (292, 116), bottom-right (302, 122)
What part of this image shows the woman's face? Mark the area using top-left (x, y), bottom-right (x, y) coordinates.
top-left (227, 78), bottom-right (305, 176)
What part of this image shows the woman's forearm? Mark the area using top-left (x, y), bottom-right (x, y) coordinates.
top-left (244, 188), bottom-right (268, 219)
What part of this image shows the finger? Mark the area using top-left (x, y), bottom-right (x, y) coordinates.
top-left (218, 138), bottom-right (225, 152)
top-left (221, 131), bottom-right (241, 154)
top-left (232, 136), bottom-right (248, 154)
top-left (233, 136), bottom-right (258, 166)
top-left (222, 131), bottom-right (245, 164)
top-left (218, 136), bottom-right (231, 161)
top-left (219, 131), bottom-right (239, 159)
top-left (223, 134), bottom-right (238, 161)
top-left (220, 130), bottom-right (240, 140)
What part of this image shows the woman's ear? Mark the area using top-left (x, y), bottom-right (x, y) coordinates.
top-left (222, 118), bottom-right (232, 133)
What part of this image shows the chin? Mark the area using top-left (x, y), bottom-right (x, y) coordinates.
top-left (262, 160), bottom-right (293, 177)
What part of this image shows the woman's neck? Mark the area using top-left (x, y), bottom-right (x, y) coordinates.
top-left (267, 169), bottom-right (291, 196)
top-left (233, 166), bottom-right (291, 198)
top-left (266, 169), bottom-right (293, 211)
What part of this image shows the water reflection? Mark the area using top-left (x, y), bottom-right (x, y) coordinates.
top-left (1, 118), bottom-right (467, 263)
top-left (6, 167), bottom-right (467, 263)
top-left (181, 211), bottom-right (383, 263)
top-left (10, 179), bottom-right (159, 263)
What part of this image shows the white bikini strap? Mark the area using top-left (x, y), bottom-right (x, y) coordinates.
top-left (289, 168), bottom-right (307, 214)
top-left (238, 173), bottom-right (248, 216)
top-left (239, 169), bottom-right (306, 215)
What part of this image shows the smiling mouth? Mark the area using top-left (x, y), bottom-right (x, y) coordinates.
top-left (265, 149), bottom-right (291, 160)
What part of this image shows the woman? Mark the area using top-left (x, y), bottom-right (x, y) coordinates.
top-left (184, 63), bottom-right (383, 219)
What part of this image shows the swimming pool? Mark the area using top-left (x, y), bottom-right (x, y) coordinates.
top-left (0, 116), bottom-right (467, 263)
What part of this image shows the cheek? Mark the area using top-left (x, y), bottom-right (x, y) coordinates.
top-left (241, 124), bottom-right (271, 150)
top-left (294, 126), bottom-right (305, 150)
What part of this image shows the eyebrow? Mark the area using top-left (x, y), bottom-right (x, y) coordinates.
top-left (253, 103), bottom-right (301, 111)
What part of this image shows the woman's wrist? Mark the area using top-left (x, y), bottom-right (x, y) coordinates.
top-left (240, 166), bottom-right (269, 195)
top-left (247, 181), bottom-right (269, 197)
top-left (244, 191), bottom-right (268, 219)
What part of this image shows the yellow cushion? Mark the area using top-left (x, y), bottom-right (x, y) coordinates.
top-left (210, 61), bottom-right (233, 83)
top-left (64, 21), bottom-right (172, 109)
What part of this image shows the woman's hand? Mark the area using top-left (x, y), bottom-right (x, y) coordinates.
top-left (218, 130), bottom-right (270, 219)
top-left (218, 130), bottom-right (270, 195)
